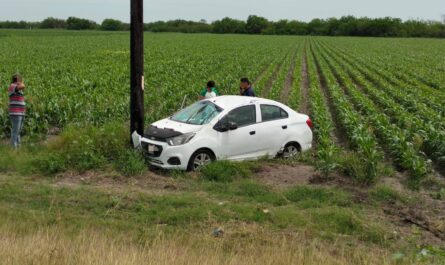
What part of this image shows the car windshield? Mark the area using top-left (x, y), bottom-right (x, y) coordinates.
top-left (171, 101), bottom-right (223, 125)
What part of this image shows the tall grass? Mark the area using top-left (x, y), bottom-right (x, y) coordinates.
top-left (0, 121), bottom-right (147, 176)
top-left (0, 226), bottom-right (401, 265)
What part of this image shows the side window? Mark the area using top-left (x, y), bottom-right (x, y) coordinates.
top-left (227, 105), bottom-right (256, 127)
top-left (260, 104), bottom-right (288, 122)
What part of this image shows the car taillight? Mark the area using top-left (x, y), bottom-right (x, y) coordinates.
top-left (306, 118), bottom-right (313, 129)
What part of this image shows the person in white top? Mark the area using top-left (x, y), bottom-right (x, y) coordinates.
top-left (198, 80), bottom-right (220, 100)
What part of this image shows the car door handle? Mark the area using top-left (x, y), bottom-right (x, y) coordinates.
top-left (282, 125), bottom-right (288, 129)
top-left (249, 131), bottom-right (256, 135)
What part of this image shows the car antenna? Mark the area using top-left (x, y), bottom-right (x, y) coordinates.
top-left (180, 95), bottom-right (188, 110)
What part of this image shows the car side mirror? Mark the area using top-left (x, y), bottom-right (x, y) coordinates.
top-left (214, 122), bottom-right (229, 132)
top-left (228, 121), bottom-right (238, 130)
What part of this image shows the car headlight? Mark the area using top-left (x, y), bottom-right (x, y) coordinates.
top-left (167, 133), bottom-right (195, 146)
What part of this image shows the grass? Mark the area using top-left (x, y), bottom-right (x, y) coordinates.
top-left (0, 173), bottom-right (444, 264)
top-left (0, 164), bottom-right (444, 264)
top-left (0, 122), bottom-right (147, 177)
top-left (0, 125), bottom-right (444, 264)
top-left (0, 225), bottom-right (404, 265)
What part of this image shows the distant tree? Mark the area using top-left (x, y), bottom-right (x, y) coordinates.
top-left (246, 15), bottom-right (269, 34)
top-left (307, 18), bottom-right (329, 35)
top-left (145, 19), bottom-right (211, 33)
top-left (286, 20), bottom-right (307, 35)
top-left (271, 20), bottom-right (290, 35)
top-left (40, 17), bottom-right (66, 29)
top-left (1, 15), bottom-right (445, 38)
top-left (66, 17), bottom-right (97, 30)
top-left (212, 17), bottom-right (246, 34)
top-left (101, 19), bottom-right (124, 31)
top-left (0, 20), bottom-right (37, 29)
top-left (336, 16), bottom-right (359, 36)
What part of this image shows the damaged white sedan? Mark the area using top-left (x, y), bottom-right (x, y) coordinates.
top-left (132, 95), bottom-right (313, 171)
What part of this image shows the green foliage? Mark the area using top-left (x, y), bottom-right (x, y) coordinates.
top-left (1, 16), bottom-right (445, 37)
top-left (0, 31), bottom-right (293, 137)
top-left (0, 122), bottom-right (147, 176)
top-left (32, 152), bottom-right (67, 175)
top-left (66, 17), bottom-right (97, 30)
top-left (370, 185), bottom-right (404, 203)
top-left (284, 185), bottom-right (351, 208)
top-left (200, 161), bottom-right (251, 182)
top-left (339, 152), bottom-right (379, 185)
top-left (114, 149), bottom-right (146, 176)
top-left (101, 19), bottom-right (126, 31)
top-left (309, 207), bottom-right (386, 243)
top-left (40, 17), bottom-right (66, 29)
top-left (313, 41), bottom-right (433, 188)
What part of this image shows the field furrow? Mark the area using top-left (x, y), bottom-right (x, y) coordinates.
top-left (309, 43), bottom-right (383, 184)
top-left (279, 46), bottom-right (299, 104)
top-left (316, 41), bottom-right (445, 176)
top-left (313, 41), bottom-right (432, 186)
top-left (319, 40), bottom-right (445, 114)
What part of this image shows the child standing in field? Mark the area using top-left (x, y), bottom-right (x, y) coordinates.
top-left (8, 73), bottom-right (26, 148)
top-left (199, 80), bottom-right (220, 100)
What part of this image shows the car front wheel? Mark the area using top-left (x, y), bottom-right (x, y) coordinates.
top-left (187, 149), bottom-right (215, 171)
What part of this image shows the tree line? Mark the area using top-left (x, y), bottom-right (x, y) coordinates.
top-left (1, 15), bottom-right (445, 38)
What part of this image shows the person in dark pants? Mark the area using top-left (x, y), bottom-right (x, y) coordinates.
top-left (8, 73), bottom-right (26, 148)
top-left (239, 77), bottom-right (255, 97)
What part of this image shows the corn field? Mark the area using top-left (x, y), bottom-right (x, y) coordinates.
top-left (1, 30), bottom-right (444, 185)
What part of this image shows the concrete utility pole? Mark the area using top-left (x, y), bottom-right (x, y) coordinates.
top-left (130, 0), bottom-right (145, 139)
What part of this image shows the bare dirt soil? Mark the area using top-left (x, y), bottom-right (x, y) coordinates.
top-left (255, 163), bottom-right (315, 188)
top-left (53, 169), bottom-right (190, 194)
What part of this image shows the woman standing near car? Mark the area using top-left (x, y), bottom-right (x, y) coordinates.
top-left (8, 73), bottom-right (26, 148)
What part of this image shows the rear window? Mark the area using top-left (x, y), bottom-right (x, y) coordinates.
top-left (260, 104), bottom-right (288, 122)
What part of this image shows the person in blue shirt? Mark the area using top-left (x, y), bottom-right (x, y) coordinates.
top-left (239, 77), bottom-right (255, 97)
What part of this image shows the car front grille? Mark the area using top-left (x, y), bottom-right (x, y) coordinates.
top-left (141, 142), bottom-right (163, 157)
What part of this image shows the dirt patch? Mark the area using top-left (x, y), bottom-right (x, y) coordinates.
top-left (310, 47), bottom-right (349, 148)
top-left (280, 52), bottom-right (297, 104)
top-left (255, 164), bottom-right (316, 188)
top-left (53, 169), bottom-right (192, 194)
top-left (379, 173), bottom-right (407, 193)
top-left (381, 196), bottom-right (445, 247)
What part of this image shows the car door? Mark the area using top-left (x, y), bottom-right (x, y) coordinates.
top-left (256, 104), bottom-right (290, 156)
top-left (216, 105), bottom-right (261, 160)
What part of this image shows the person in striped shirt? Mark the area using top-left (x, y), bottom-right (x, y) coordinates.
top-left (8, 73), bottom-right (26, 148)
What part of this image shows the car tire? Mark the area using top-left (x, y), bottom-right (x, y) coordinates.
top-left (187, 149), bottom-right (215, 171)
top-left (280, 142), bottom-right (301, 159)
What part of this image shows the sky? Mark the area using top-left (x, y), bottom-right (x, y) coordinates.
top-left (1, 0), bottom-right (444, 23)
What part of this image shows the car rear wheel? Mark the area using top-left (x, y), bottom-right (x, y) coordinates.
top-left (281, 143), bottom-right (301, 159)
top-left (187, 149), bottom-right (215, 171)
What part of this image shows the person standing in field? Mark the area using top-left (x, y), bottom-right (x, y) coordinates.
top-left (8, 73), bottom-right (26, 148)
top-left (199, 80), bottom-right (220, 100)
top-left (239, 77), bottom-right (255, 97)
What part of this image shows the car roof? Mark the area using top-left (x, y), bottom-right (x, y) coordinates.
top-left (206, 95), bottom-right (280, 110)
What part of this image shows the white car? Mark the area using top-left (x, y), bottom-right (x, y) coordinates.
top-left (132, 95), bottom-right (313, 171)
